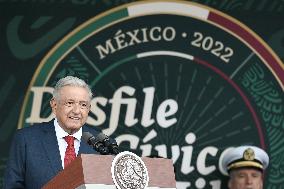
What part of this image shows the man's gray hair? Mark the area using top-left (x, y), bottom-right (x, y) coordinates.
top-left (53, 76), bottom-right (93, 101)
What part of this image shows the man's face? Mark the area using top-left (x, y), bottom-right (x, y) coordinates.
top-left (50, 86), bottom-right (90, 134)
top-left (228, 168), bottom-right (263, 189)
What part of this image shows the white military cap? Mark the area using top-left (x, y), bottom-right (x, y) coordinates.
top-left (221, 145), bottom-right (269, 175)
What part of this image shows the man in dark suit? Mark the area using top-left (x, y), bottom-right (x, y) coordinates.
top-left (3, 76), bottom-right (103, 188)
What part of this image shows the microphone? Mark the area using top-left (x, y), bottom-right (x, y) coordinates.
top-left (82, 132), bottom-right (109, 155)
top-left (96, 133), bottom-right (120, 155)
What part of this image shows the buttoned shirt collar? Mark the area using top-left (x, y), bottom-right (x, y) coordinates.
top-left (54, 118), bottom-right (82, 140)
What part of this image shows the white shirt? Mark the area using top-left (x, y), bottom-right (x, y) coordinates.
top-left (54, 119), bottom-right (82, 169)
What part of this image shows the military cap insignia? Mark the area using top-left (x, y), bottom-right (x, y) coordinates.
top-left (243, 148), bottom-right (255, 161)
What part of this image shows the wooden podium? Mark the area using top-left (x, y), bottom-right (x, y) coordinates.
top-left (42, 154), bottom-right (176, 189)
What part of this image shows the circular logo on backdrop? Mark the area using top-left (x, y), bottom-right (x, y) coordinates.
top-left (111, 151), bottom-right (149, 189)
top-left (19, 1), bottom-right (284, 188)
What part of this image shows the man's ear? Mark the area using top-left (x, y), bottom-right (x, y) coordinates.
top-left (259, 178), bottom-right (263, 189)
top-left (228, 178), bottom-right (232, 189)
top-left (50, 98), bottom-right (57, 112)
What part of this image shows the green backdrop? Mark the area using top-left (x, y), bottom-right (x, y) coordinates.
top-left (0, 0), bottom-right (283, 188)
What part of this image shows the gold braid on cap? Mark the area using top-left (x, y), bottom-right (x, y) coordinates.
top-left (227, 161), bottom-right (263, 171)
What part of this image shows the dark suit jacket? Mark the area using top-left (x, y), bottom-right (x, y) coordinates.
top-left (3, 120), bottom-right (101, 189)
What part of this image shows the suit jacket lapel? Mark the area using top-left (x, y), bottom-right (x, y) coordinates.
top-left (41, 121), bottom-right (63, 174)
top-left (39, 122), bottom-right (97, 174)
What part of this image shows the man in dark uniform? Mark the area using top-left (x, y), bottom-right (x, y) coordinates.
top-left (221, 145), bottom-right (269, 189)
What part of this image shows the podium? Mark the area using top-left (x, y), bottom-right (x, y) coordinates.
top-left (42, 154), bottom-right (176, 189)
